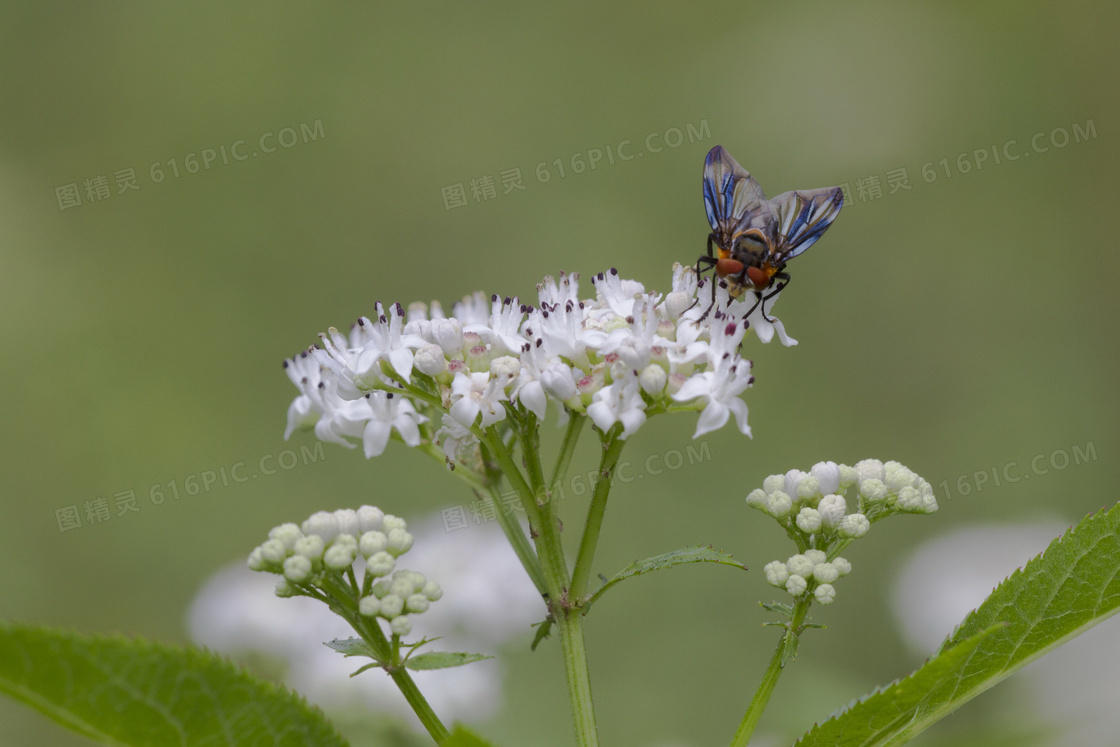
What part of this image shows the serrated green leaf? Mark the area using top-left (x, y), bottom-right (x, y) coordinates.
top-left (324, 637), bottom-right (378, 659)
top-left (794, 626), bottom-right (998, 747)
top-left (443, 723), bottom-right (500, 746)
top-left (796, 502), bottom-right (1120, 746)
top-left (403, 652), bottom-right (491, 671)
top-left (324, 638), bottom-right (386, 678)
top-left (760, 601), bottom-right (794, 616)
top-left (0, 621), bottom-right (348, 746)
top-left (584, 545), bottom-right (747, 609)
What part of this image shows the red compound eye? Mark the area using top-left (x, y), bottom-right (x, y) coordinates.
top-left (715, 258), bottom-right (744, 277)
top-left (746, 266), bottom-right (770, 290)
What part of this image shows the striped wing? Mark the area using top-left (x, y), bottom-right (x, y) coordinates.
top-left (766, 186), bottom-right (844, 262)
top-left (702, 145), bottom-right (767, 241)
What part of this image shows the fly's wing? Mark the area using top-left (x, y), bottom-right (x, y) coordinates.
top-left (703, 146), bottom-right (767, 241)
top-left (766, 187), bottom-right (844, 262)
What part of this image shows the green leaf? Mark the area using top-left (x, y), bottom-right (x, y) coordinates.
top-left (760, 600), bottom-right (794, 616)
top-left (323, 638), bottom-right (385, 678)
top-left (584, 545), bottom-right (747, 609)
top-left (403, 652), bottom-right (491, 671)
top-left (324, 636), bottom-right (378, 659)
top-left (325, 637), bottom-right (488, 675)
top-left (796, 502), bottom-right (1120, 746)
top-left (0, 621), bottom-right (347, 746)
top-left (443, 723), bottom-right (500, 746)
top-left (529, 618), bottom-right (552, 651)
top-left (794, 626), bottom-right (999, 746)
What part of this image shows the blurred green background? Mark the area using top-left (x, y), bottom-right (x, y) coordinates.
top-left (2, 1), bottom-right (1117, 745)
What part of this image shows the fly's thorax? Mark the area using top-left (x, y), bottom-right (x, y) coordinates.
top-left (730, 233), bottom-right (771, 270)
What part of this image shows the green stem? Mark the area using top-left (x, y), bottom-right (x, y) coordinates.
top-left (554, 609), bottom-right (598, 746)
top-left (550, 412), bottom-right (586, 493)
top-left (482, 484), bottom-right (548, 595)
top-left (365, 619), bottom-right (449, 743)
top-left (518, 412), bottom-right (550, 513)
top-left (478, 427), bottom-right (545, 531)
top-left (729, 596), bottom-right (812, 747)
top-left (387, 665), bottom-right (449, 743)
top-left (826, 538), bottom-right (853, 561)
top-left (518, 418), bottom-right (565, 589)
top-left (416, 431), bottom-right (548, 595)
top-left (514, 414), bottom-right (599, 747)
top-left (569, 427), bottom-right (626, 600)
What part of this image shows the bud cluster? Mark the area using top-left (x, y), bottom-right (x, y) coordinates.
top-left (747, 459), bottom-right (937, 603)
top-left (248, 505), bottom-right (440, 638)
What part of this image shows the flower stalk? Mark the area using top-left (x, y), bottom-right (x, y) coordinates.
top-left (730, 596), bottom-right (812, 747)
top-left (570, 425), bottom-right (627, 600)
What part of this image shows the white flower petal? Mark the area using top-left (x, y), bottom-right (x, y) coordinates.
top-left (362, 420), bottom-right (392, 458)
top-left (519, 381), bottom-right (548, 420)
top-left (692, 399), bottom-right (729, 438)
top-left (450, 398), bottom-right (481, 427)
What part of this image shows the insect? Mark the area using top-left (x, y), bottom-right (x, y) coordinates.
top-left (696, 145), bottom-right (844, 321)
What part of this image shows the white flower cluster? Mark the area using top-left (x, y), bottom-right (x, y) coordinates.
top-left (283, 265), bottom-right (796, 464)
top-left (248, 505), bottom-right (440, 637)
top-left (747, 459), bottom-right (937, 603)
